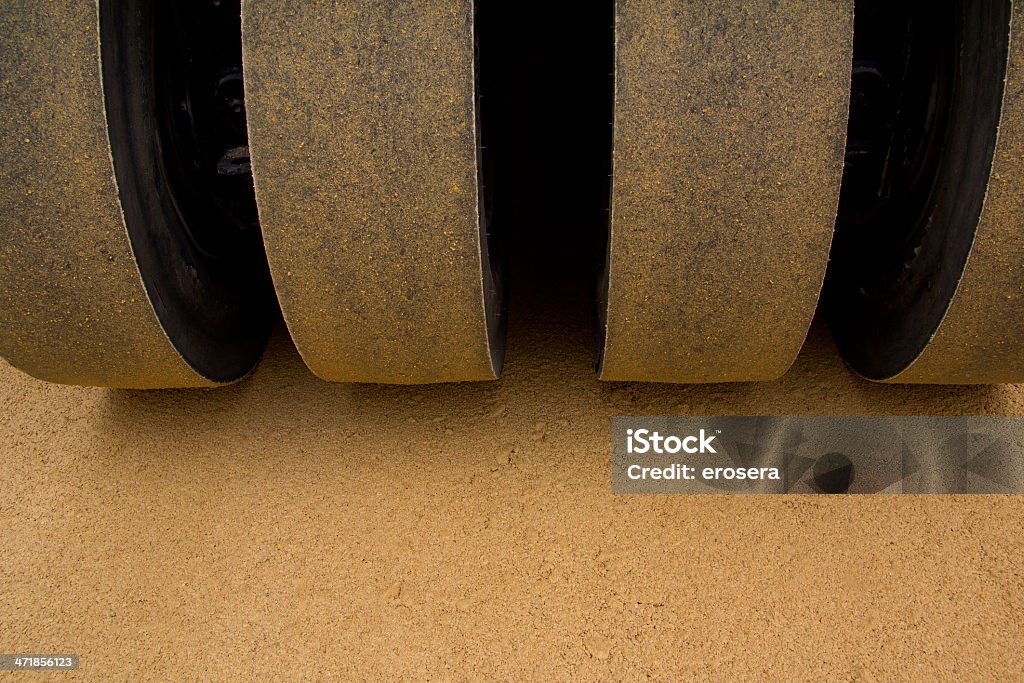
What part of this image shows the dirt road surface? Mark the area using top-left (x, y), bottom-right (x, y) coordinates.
top-left (2, 277), bottom-right (1022, 680)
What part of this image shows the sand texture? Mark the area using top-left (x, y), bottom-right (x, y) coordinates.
top-left (1, 277), bottom-right (1022, 680)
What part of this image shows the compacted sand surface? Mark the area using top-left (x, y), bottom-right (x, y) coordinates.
top-left (1, 281), bottom-right (1022, 680)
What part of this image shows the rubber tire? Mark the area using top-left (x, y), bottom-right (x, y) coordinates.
top-left (242, 0), bottom-right (504, 384)
top-left (599, 0), bottom-right (852, 383)
top-left (0, 1), bottom-right (272, 388)
top-left (830, 3), bottom-right (1023, 384)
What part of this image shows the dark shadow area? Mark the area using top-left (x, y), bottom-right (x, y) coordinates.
top-left (477, 0), bottom-right (615, 365)
top-left (826, 0), bottom-right (1010, 379)
top-left (100, 0), bottom-right (278, 382)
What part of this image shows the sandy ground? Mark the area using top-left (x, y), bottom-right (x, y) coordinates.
top-left (1, 277), bottom-right (1023, 681)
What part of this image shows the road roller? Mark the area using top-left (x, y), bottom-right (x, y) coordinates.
top-left (0, 1), bottom-right (1020, 388)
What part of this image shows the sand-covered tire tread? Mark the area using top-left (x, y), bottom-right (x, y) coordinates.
top-left (600, 0), bottom-right (852, 383)
top-left (827, 3), bottom-right (1020, 384)
top-left (0, 1), bottom-right (259, 389)
top-left (242, 0), bottom-right (503, 384)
